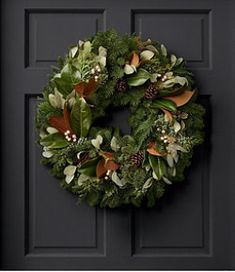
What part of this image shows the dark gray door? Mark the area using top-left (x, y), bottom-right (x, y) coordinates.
top-left (1, 0), bottom-right (235, 269)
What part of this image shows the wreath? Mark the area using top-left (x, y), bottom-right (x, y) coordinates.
top-left (36, 30), bottom-right (205, 208)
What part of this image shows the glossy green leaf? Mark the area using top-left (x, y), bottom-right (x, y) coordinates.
top-left (151, 99), bottom-right (177, 112)
top-left (40, 133), bottom-right (69, 149)
top-left (127, 68), bottom-right (151, 86)
top-left (70, 96), bottom-right (92, 137)
top-left (148, 155), bottom-right (166, 180)
top-left (77, 158), bottom-right (99, 177)
top-left (53, 73), bottom-right (73, 97)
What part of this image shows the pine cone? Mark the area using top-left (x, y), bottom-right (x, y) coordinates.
top-left (115, 79), bottom-right (128, 92)
top-left (130, 151), bottom-right (144, 167)
top-left (144, 84), bottom-right (158, 100)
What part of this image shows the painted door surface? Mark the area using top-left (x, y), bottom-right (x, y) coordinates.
top-left (1, 0), bottom-right (235, 269)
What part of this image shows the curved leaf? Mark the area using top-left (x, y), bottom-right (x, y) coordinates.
top-left (151, 99), bottom-right (177, 112)
top-left (104, 159), bottom-right (120, 171)
top-left (40, 133), bottom-right (69, 149)
top-left (96, 159), bottom-right (107, 178)
top-left (165, 90), bottom-right (195, 107)
top-left (130, 52), bottom-right (140, 67)
top-left (70, 97), bottom-right (92, 137)
top-left (78, 158), bottom-right (99, 177)
top-left (127, 68), bottom-right (151, 86)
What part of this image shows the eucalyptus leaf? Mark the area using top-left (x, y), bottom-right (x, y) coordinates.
top-left (64, 165), bottom-right (77, 176)
top-left (111, 171), bottom-right (126, 187)
top-left (42, 150), bottom-right (53, 158)
top-left (124, 64), bottom-right (136, 75)
top-left (91, 135), bottom-right (103, 150)
top-left (65, 175), bottom-right (74, 184)
top-left (110, 136), bottom-right (120, 151)
top-left (166, 154), bottom-right (174, 167)
top-left (161, 44), bottom-right (167, 56)
top-left (46, 127), bottom-right (59, 134)
top-left (140, 50), bottom-right (154, 60)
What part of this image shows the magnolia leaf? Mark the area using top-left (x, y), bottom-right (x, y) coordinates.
top-left (40, 133), bottom-right (69, 149)
top-left (70, 97), bottom-right (92, 137)
top-left (149, 155), bottom-right (160, 180)
top-left (162, 109), bottom-right (173, 123)
top-left (173, 151), bottom-right (179, 163)
top-left (167, 154), bottom-right (174, 167)
top-left (91, 135), bottom-right (103, 150)
top-left (161, 44), bottom-right (167, 56)
top-left (143, 178), bottom-right (153, 189)
top-left (145, 45), bottom-right (159, 53)
top-left (140, 50), bottom-right (154, 60)
top-left (124, 64), bottom-right (136, 74)
top-left (54, 72), bottom-right (74, 96)
top-left (74, 78), bottom-right (97, 97)
top-left (173, 120), bottom-right (181, 133)
top-left (150, 73), bottom-right (159, 83)
top-left (104, 159), bottom-right (120, 171)
top-left (69, 46), bottom-right (78, 58)
top-left (152, 171), bottom-right (159, 180)
top-left (48, 89), bottom-right (65, 109)
top-left (151, 99), bottom-right (177, 112)
top-left (64, 165), bottom-right (77, 176)
top-left (149, 155), bottom-right (166, 180)
top-left (172, 143), bottom-right (188, 153)
top-left (100, 151), bottom-right (113, 160)
top-left (130, 52), bottom-right (140, 67)
top-left (171, 54), bottom-right (177, 65)
top-left (65, 175), bottom-right (74, 184)
top-left (46, 127), bottom-right (59, 134)
top-left (111, 171), bottom-right (126, 187)
top-left (110, 136), bottom-right (120, 151)
top-left (176, 57), bottom-right (183, 65)
top-left (49, 104), bottom-right (73, 135)
top-left (165, 90), bottom-right (195, 107)
top-left (96, 159), bottom-right (107, 178)
top-left (147, 142), bottom-right (165, 156)
top-left (127, 68), bottom-right (151, 86)
top-left (163, 176), bottom-right (172, 185)
top-left (175, 76), bottom-right (188, 86)
top-left (78, 158), bottom-right (99, 177)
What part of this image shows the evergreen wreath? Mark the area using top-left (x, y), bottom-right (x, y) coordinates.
top-left (36, 30), bottom-right (205, 208)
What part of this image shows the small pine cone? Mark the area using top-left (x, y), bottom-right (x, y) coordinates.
top-left (144, 84), bottom-right (158, 100)
top-left (130, 151), bottom-right (144, 167)
top-left (115, 79), bottom-right (128, 92)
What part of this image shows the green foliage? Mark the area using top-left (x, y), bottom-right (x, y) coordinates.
top-left (36, 29), bottom-right (205, 208)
